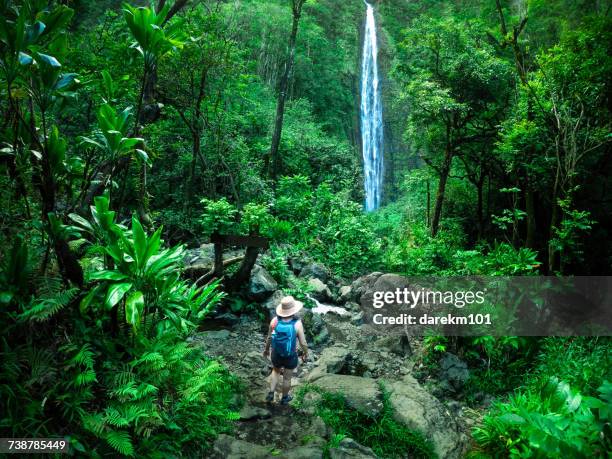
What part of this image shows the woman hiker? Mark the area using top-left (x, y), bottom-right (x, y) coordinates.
top-left (263, 295), bottom-right (309, 405)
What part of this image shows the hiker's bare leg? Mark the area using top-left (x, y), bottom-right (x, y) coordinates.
top-left (282, 370), bottom-right (292, 397)
top-left (270, 367), bottom-right (281, 392)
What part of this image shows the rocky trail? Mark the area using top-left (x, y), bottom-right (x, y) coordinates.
top-left (185, 246), bottom-right (481, 458)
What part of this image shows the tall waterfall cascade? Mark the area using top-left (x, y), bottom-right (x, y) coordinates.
top-left (360, 2), bottom-right (384, 211)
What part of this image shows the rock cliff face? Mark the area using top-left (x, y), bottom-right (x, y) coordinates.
top-left (199, 266), bottom-right (472, 458)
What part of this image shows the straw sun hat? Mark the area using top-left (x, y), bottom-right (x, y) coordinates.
top-left (276, 295), bottom-right (304, 317)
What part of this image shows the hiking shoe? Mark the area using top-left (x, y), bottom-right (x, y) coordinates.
top-left (265, 391), bottom-right (274, 402)
top-left (280, 395), bottom-right (293, 405)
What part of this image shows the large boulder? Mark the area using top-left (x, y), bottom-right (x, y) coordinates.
top-left (350, 272), bottom-right (383, 302)
top-left (306, 346), bottom-right (350, 382)
top-left (439, 353), bottom-right (469, 392)
top-left (371, 273), bottom-right (410, 293)
top-left (312, 374), bottom-right (382, 417)
top-left (248, 265), bottom-right (278, 300)
top-left (329, 438), bottom-right (377, 459)
top-left (262, 290), bottom-right (284, 318)
top-left (383, 374), bottom-right (467, 459)
top-left (300, 262), bottom-right (331, 283)
top-left (302, 309), bottom-right (330, 345)
top-left (308, 278), bottom-right (333, 302)
top-left (212, 435), bottom-right (270, 459)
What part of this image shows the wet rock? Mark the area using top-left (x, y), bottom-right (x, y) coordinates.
top-left (300, 262), bottom-right (331, 283)
top-left (359, 352), bottom-right (381, 375)
top-left (339, 285), bottom-right (352, 302)
top-left (306, 346), bottom-right (350, 382)
top-left (313, 374), bottom-right (383, 417)
top-left (262, 290), bottom-right (284, 318)
top-left (308, 278), bottom-right (333, 302)
top-left (239, 404), bottom-right (271, 421)
top-left (350, 311), bottom-right (364, 326)
top-left (212, 434), bottom-right (270, 458)
top-left (216, 312), bottom-right (240, 326)
top-left (376, 335), bottom-right (412, 357)
top-left (248, 266), bottom-right (278, 300)
top-left (439, 353), bottom-right (469, 392)
top-left (184, 243), bottom-right (215, 266)
top-left (329, 438), bottom-right (377, 459)
top-left (288, 254), bottom-right (308, 275)
top-left (303, 310), bottom-right (330, 346)
top-left (383, 374), bottom-right (467, 459)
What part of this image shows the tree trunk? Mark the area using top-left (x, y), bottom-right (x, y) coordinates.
top-left (226, 245), bottom-right (260, 292)
top-left (40, 114), bottom-right (84, 286)
top-left (548, 168), bottom-right (561, 273)
top-left (430, 147), bottom-right (453, 237)
top-left (269, 0), bottom-right (304, 181)
top-left (184, 131), bottom-right (200, 213)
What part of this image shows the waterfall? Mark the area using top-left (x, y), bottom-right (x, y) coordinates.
top-left (360, 1), bottom-right (384, 211)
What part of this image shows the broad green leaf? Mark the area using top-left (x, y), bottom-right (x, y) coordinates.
top-left (36, 52), bottom-right (61, 68)
top-left (135, 149), bottom-right (151, 165)
top-left (68, 213), bottom-right (94, 232)
top-left (39, 5), bottom-right (74, 38)
top-left (80, 286), bottom-right (100, 314)
top-left (125, 290), bottom-right (144, 330)
top-left (25, 21), bottom-right (45, 45)
top-left (143, 226), bottom-right (162, 265)
top-left (54, 72), bottom-right (77, 90)
top-left (88, 270), bottom-right (129, 281)
top-left (104, 282), bottom-right (132, 310)
top-left (498, 413), bottom-right (526, 425)
top-left (18, 51), bottom-right (33, 65)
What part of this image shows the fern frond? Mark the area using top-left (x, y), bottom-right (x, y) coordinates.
top-left (18, 290), bottom-right (77, 322)
top-left (69, 344), bottom-right (95, 368)
top-left (105, 429), bottom-right (134, 457)
top-left (111, 381), bottom-right (139, 401)
top-left (105, 407), bottom-right (129, 427)
top-left (75, 369), bottom-right (97, 387)
top-left (81, 412), bottom-right (106, 435)
top-left (131, 352), bottom-right (166, 370)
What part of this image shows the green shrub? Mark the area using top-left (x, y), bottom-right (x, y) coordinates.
top-left (471, 337), bottom-right (611, 457)
top-left (260, 246), bottom-right (292, 287)
top-left (383, 222), bottom-right (464, 275)
top-left (473, 378), bottom-right (611, 458)
top-left (296, 386), bottom-right (436, 459)
top-left (200, 198), bottom-right (238, 236)
top-left (532, 337), bottom-right (611, 396)
top-left (0, 197), bottom-right (240, 457)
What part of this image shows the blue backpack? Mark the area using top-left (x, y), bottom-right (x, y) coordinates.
top-left (271, 317), bottom-right (298, 358)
